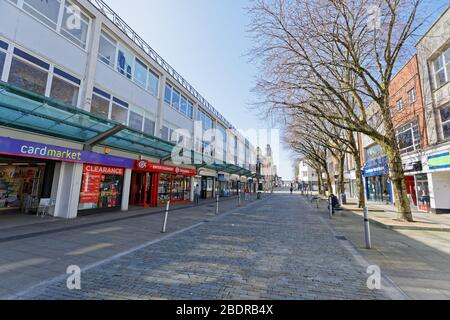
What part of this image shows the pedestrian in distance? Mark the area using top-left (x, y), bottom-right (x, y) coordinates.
top-left (194, 184), bottom-right (201, 205)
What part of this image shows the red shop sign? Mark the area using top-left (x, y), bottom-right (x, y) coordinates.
top-left (83, 164), bottom-right (124, 176)
top-left (134, 160), bottom-right (196, 176)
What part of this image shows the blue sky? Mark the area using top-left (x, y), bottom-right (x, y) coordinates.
top-left (103, 0), bottom-right (449, 180)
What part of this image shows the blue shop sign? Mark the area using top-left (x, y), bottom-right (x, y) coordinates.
top-left (363, 156), bottom-right (389, 177)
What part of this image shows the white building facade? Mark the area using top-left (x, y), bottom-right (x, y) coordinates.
top-left (0, 0), bottom-right (258, 219)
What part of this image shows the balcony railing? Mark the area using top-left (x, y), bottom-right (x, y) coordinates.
top-left (88, 0), bottom-right (234, 131)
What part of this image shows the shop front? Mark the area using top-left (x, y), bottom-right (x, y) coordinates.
top-left (426, 151), bottom-right (450, 214)
top-left (78, 165), bottom-right (125, 211)
top-left (130, 160), bottom-right (196, 207)
top-left (363, 156), bottom-right (393, 204)
top-left (217, 174), bottom-right (231, 197)
top-left (0, 136), bottom-right (134, 217)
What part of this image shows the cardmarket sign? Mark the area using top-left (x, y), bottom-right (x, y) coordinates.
top-left (0, 136), bottom-right (134, 168)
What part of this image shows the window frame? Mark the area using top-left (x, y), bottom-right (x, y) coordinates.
top-left (407, 87), bottom-right (417, 105)
top-left (396, 120), bottom-right (421, 154)
top-left (9, 0), bottom-right (91, 51)
top-left (440, 103), bottom-right (450, 140)
top-left (396, 98), bottom-right (404, 112)
top-left (432, 47), bottom-right (450, 90)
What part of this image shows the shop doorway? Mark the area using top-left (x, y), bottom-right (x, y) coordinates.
top-left (0, 156), bottom-right (55, 214)
top-left (405, 176), bottom-right (418, 207)
top-left (416, 174), bottom-right (431, 212)
top-left (130, 172), bottom-right (154, 207)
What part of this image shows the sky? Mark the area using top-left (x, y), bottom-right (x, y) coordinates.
top-left (103, 0), bottom-right (449, 181)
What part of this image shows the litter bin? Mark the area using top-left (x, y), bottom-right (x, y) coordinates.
top-left (257, 192), bottom-right (262, 200)
top-left (340, 193), bottom-right (347, 205)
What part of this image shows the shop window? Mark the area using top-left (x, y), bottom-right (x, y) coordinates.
top-left (8, 57), bottom-right (48, 95)
top-left (147, 70), bottom-right (159, 97)
top-left (134, 58), bottom-right (147, 88)
top-left (111, 101), bottom-right (128, 124)
top-left (60, 3), bottom-right (90, 49)
top-left (158, 174), bottom-right (171, 203)
top-left (91, 94), bottom-right (110, 119)
top-left (396, 120), bottom-right (421, 154)
top-left (441, 104), bottom-right (450, 140)
top-left (23, 0), bottom-right (61, 29)
top-left (49, 68), bottom-right (80, 107)
top-left (117, 45), bottom-right (133, 79)
top-left (98, 31), bottom-right (117, 67)
top-left (129, 111), bottom-right (143, 131)
top-left (144, 118), bottom-right (155, 136)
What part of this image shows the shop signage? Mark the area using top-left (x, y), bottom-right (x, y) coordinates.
top-left (134, 160), bottom-right (197, 176)
top-left (363, 156), bottom-right (389, 177)
top-left (428, 152), bottom-right (450, 170)
top-left (218, 174), bottom-right (230, 182)
top-left (0, 137), bottom-right (134, 168)
top-left (79, 165), bottom-right (124, 204)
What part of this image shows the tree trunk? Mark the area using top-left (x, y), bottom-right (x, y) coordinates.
top-left (353, 152), bottom-right (366, 209)
top-left (317, 170), bottom-right (323, 195)
top-left (386, 148), bottom-right (414, 222)
top-left (324, 166), bottom-right (333, 196)
top-left (339, 154), bottom-right (345, 196)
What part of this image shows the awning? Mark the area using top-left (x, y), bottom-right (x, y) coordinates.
top-left (0, 81), bottom-right (257, 175)
top-left (0, 81), bottom-right (175, 159)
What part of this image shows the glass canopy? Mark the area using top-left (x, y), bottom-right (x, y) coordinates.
top-left (0, 81), bottom-right (256, 176)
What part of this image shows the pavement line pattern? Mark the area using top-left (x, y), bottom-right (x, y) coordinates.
top-left (7, 197), bottom-right (268, 300)
top-left (12, 195), bottom-right (387, 300)
top-left (303, 197), bottom-right (409, 300)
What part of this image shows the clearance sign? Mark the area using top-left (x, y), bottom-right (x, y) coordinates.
top-left (79, 165), bottom-right (124, 204)
top-left (0, 136), bottom-right (134, 168)
top-left (134, 160), bottom-right (197, 176)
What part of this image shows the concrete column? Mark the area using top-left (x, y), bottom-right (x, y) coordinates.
top-left (53, 162), bottom-right (83, 219)
top-left (155, 74), bottom-right (167, 138)
top-left (80, 16), bottom-right (103, 112)
top-left (427, 172), bottom-right (437, 213)
top-left (190, 176), bottom-right (195, 202)
top-left (121, 168), bottom-right (132, 211)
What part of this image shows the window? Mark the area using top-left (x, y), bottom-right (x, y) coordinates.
top-left (60, 2), bottom-right (89, 49)
top-left (23, 0), bottom-right (61, 29)
top-left (117, 45), bottom-right (133, 79)
top-left (0, 51), bottom-right (5, 79)
top-left (171, 90), bottom-right (180, 110)
top-left (161, 126), bottom-right (170, 141)
top-left (432, 47), bottom-right (450, 89)
top-left (98, 31), bottom-right (117, 67)
top-left (49, 68), bottom-right (80, 107)
top-left (111, 98), bottom-right (128, 124)
top-left (10, 0), bottom-right (90, 50)
top-left (134, 58), bottom-right (147, 88)
top-left (180, 96), bottom-right (187, 115)
top-left (144, 118), bottom-right (155, 136)
top-left (147, 70), bottom-right (159, 97)
top-left (8, 57), bottom-right (48, 95)
top-left (440, 104), bottom-right (450, 140)
top-left (129, 111), bottom-right (143, 131)
top-left (408, 87), bottom-right (417, 105)
top-left (396, 120), bottom-right (421, 154)
top-left (396, 98), bottom-right (404, 112)
top-left (91, 94), bottom-right (110, 119)
top-left (164, 84), bottom-right (172, 104)
top-left (187, 101), bottom-right (194, 119)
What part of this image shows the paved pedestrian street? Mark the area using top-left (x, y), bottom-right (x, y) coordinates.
top-left (13, 195), bottom-right (390, 300)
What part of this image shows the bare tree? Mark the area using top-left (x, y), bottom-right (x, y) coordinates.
top-left (248, 0), bottom-right (428, 222)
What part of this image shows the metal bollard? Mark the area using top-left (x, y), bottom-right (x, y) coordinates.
top-left (363, 207), bottom-right (372, 249)
top-left (161, 201), bottom-right (170, 233)
top-left (216, 195), bottom-right (219, 215)
top-left (316, 197), bottom-right (319, 209)
top-left (238, 193), bottom-right (241, 207)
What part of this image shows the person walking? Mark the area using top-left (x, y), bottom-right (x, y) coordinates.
top-left (194, 184), bottom-right (201, 205)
